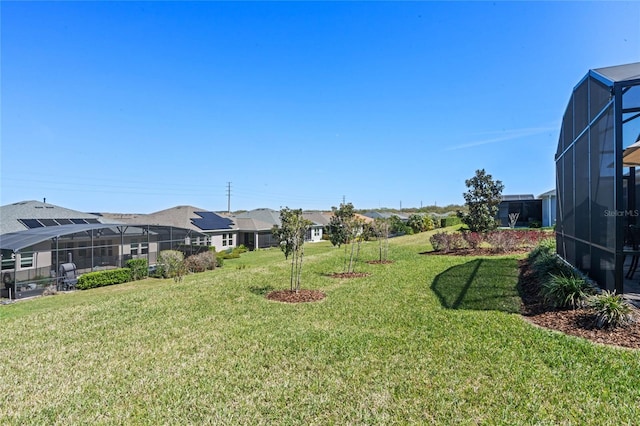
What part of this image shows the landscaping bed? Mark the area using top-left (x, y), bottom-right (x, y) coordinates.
top-left (518, 258), bottom-right (640, 349)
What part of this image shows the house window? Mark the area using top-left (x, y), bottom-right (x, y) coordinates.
top-left (141, 242), bottom-right (148, 255)
top-left (222, 233), bottom-right (233, 246)
top-left (1, 249), bottom-right (15, 270)
top-left (20, 250), bottom-right (34, 268)
top-left (131, 240), bottom-right (139, 256)
top-left (313, 228), bottom-right (321, 237)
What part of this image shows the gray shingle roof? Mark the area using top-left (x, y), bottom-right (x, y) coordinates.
top-left (0, 200), bottom-right (109, 235)
top-left (101, 205), bottom-right (236, 232)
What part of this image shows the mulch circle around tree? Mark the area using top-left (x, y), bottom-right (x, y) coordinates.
top-left (366, 260), bottom-right (394, 265)
top-left (518, 258), bottom-right (640, 350)
top-left (266, 289), bottom-right (326, 303)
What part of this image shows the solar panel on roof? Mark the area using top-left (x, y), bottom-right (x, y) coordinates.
top-left (39, 219), bottom-right (59, 227)
top-left (19, 219), bottom-right (44, 229)
top-left (71, 219), bottom-right (87, 224)
top-left (85, 218), bottom-right (100, 224)
top-left (191, 212), bottom-right (234, 230)
top-left (55, 219), bottom-right (73, 225)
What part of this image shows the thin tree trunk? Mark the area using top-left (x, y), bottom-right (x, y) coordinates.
top-left (296, 244), bottom-right (304, 292)
top-left (290, 250), bottom-right (296, 291)
top-left (348, 240), bottom-right (355, 273)
top-left (343, 243), bottom-right (348, 273)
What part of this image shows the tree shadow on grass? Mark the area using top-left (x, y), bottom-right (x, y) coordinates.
top-left (249, 285), bottom-right (275, 296)
top-left (431, 258), bottom-right (521, 313)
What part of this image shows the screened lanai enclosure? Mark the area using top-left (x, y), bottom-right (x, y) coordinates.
top-left (556, 62), bottom-right (640, 293)
top-left (0, 224), bottom-right (207, 299)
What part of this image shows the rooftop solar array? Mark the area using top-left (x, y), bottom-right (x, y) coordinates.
top-left (18, 218), bottom-right (102, 229)
top-left (191, 212), bottom-right (234, 231)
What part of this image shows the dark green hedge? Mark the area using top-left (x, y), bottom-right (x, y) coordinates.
top-left (77, 268), bottom-right (132, 290)
top-left (440, 216), bottom-right (462, 228)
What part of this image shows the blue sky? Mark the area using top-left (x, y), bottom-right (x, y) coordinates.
top-left (2, 1), bottom-right (639, 213)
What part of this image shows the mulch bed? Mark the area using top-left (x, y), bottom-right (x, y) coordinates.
top-left (266, 289), bottom-right (326, 303)
top-left (518, 258), bottom-right (640, 349)
top-left (426, 247), bottom-right (640, 349)
top-left (421, 248), bottom-right (530, 256)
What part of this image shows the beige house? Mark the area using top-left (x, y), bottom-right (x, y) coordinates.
top-left (102, 205), bottom-right (237, 251)
top-left (1, 201), bottom-right (204, 299)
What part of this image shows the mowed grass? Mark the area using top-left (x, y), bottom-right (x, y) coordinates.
top-left (2, 233), bottom-right (640, 424)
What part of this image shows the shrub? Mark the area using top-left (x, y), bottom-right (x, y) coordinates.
top-left (440, 216), bottom-right (461, 228)
top-left (429, 232), bottom-right (467, 252)
top-left (528, 238), bottom-right (556, 262)
top-left (216, 256), bottom-right (224, 267)
top-left (77, 268), bottom-right (133, 290)
top-left (589, 291), bottom-right (635, 329)
top-left (449, 232), bottom-right (466, 250)
top-left (539, 273), bottom-right (594, 308)
top-left (486, 230), bottom-right (519, 253)
top-left (430, 232), bottom-right (449, 252)
top-left (126, 258), bottom-right (149, 281)
top-left (184, 251), bottom-right (217, 273)
top-left (520, 230), bottom-right (552, 249)
top-left (530, 251), bottom-right (572, 283)
top-left (462, 231), bottom-right (484, 249)
top-left (156, 250), bottom-right (186, 282)
top-left (219, 250), bottom-right (241, 260)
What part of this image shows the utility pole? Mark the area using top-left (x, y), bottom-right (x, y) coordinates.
top-left (226, 182), bottom-right (232, 213)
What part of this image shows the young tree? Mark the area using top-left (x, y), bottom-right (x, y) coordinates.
top-left (372, 217), bottom-right (391, 262)
top-left (272, 207), bottom-right (312, 292)
top-left (326, 203), bottom-right (361, 273)
top-left (457, 169), bottom-right (505, 232)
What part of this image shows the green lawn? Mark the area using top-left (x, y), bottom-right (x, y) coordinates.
top-left (2, 232), bottom-right (640, 424)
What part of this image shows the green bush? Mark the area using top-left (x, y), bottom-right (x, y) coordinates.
top-left (528, 238), bottom-right (566, 283)
top-left (589, 291), bottom-right (635, 329)
top-left (440, 216), bottom-right (461, 228)
top-left (77, 268), bottom-right (133, 290)
top-left (528, 238), bottom-right (556, 262)
top-left (530, 251), bottom-right (572, 283)
top-left (539, 273), bottom-right (594, 308)
top-left (156, 250), bottom-right (186, 282)
top-left (126, 258), bottom-right (149, 281)
top-left (216, 256), bottom-right (224, 268)
top-left (218, 246), bottom-right (247, 260)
